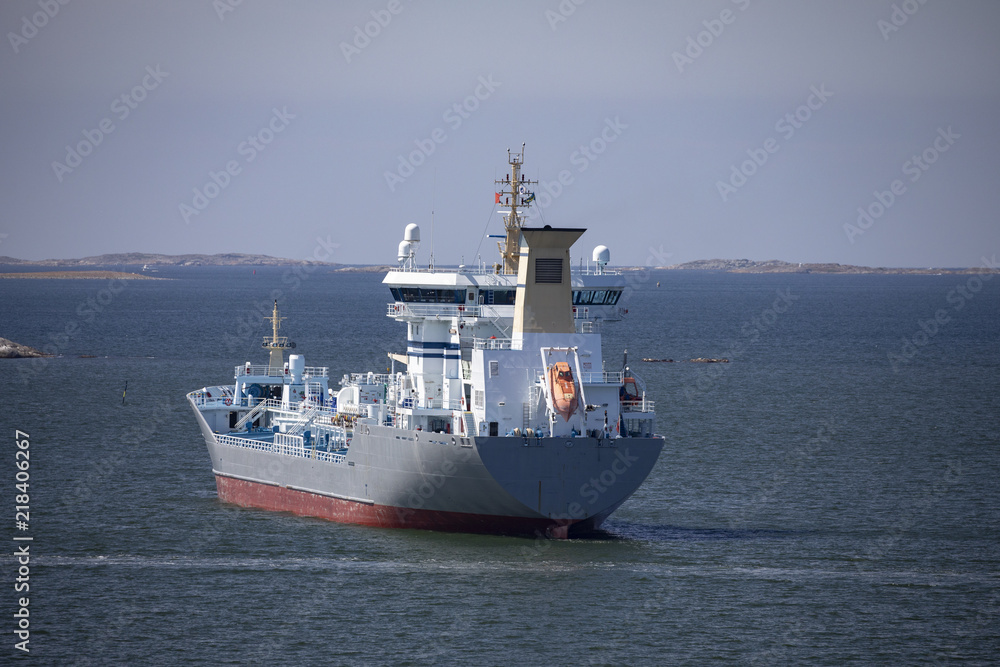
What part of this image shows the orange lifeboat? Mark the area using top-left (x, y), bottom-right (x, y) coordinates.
top-left (548, 361), bottom-right (579, 421)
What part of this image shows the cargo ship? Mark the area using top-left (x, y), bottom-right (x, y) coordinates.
top-left (187, 146), bottom-right (663, 537)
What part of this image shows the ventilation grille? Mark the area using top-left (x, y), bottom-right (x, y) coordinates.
top-left (534, 258), bottom-right (563, 284)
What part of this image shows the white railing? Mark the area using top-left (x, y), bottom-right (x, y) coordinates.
top-left (573, 266), bottom-right (622, 276)
top-left (471, 337), bottom-right (521, 350)
top-left (344, 372), bottom-right (393, 386)
top-left (235, 364), bottom-right (329, 378)
top-left (580, 371), bottom-right (625, 385)
top-left (189, 395), bottom-right (233, 408)
top-left (216, 432), bottom-right (347, 464)
top-left (275, 432), bottom-right (305, 455)
top-left (385, 264), bottom-right (620, 277)
top-left (316, 450), bottom-right (347, 464)
top-left (387, 303), bottom-right (482, 319)
top-left (396, 396), bottom-right (463, 411)
top-left (621, 399), bottom-right (656, 414)
top-left (187, 389), bottom-right (235, 408)
top-left (388, 264), bottom-right (511, 277)
top-left (235, 364), bottom-right (284, 378)
top-left (216, 433), bottom-right (274, 453)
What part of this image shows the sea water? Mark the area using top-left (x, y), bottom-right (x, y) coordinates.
top-left (0, 266), bottom-right (997, 664)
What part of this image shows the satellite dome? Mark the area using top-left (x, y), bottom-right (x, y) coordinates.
top-left (404, 223), bottom-right (421, 242)
top-left (593, 245), bottom-right (611, 265)
top-left (397, 240), bottom-right (411, 262)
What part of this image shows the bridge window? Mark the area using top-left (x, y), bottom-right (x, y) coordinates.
top-left (479, 289), bottom-right (515, 305)
top-left (390, 287), bottom-right (464, 303)
top-left (572, 289), bottom-right (622, 305)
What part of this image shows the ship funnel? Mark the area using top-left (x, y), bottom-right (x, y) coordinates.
top-left (288, 354), bottom-right (304, 383)
top-left (513, 225), bottom-right (585, 338)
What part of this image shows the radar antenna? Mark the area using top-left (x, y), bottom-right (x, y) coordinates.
top-left (494, 143), bottom-right (538, 274)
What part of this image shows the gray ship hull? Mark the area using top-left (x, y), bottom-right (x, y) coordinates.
top-left (191, 401), bottom-right (663, 537)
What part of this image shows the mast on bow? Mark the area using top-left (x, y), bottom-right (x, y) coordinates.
top-left (263, 300), bottom-right (293, 373)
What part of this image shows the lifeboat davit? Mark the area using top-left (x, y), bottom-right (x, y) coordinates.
top-left (548, 361), bottom-right (579, 421)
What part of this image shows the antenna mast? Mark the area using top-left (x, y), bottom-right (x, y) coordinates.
top-left (263, 300), bottom-right (292, 373)
top-left (494, 143), bottom-right (537, 274)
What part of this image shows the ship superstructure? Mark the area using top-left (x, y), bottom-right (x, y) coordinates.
top-left (187, 147), bottom-right (663, 537)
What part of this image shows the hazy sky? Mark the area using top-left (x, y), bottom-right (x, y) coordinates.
top-left (1, 0), bottom-right (998, 267)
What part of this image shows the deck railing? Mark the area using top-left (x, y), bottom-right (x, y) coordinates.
top-left (215, 432), bottom-right (346, 464)
top-left (387, 303), bottom-right (482, 319)
top-left (344, 372), bottom-right (394, 386)
top-left (396, 396), bottom-right (463, 411)
top-left (580, 371), bottom-right (624, 384)
top-left (470, 337), bottom-right (520, 350)
top-left (385, 265), bottom-right (621, 276)
top-left (235, 364), bottom-right (329, 378)
top-left (621, 399), bottom-right (656, 414)
top-left (187, 391), bottom-right (237, 408)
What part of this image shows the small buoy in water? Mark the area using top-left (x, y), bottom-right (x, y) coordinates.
top-left (656, 281), bottom-right (660, 287)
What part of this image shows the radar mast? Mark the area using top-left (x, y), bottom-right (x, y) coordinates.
top-left (494, 143), bottom-right (537, 274)
top-left (263, 300), bottom-right (293, 373)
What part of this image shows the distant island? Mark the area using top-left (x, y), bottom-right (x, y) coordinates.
top-left (1, 253), bottom-right (994, 275)
top-left (0, 270), bottom-right (161, 280)
top-left (0, 252), bottom-right (335, 267)
top-left (656, 259), bottom-right (995, 275)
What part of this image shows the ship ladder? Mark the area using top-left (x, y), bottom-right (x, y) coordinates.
top-left (286, 406), bottom-right (320, 436)
top-left (234, 399), bottom-right (270, 431)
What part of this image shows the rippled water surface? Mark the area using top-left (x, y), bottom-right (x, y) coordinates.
top-left (1, 266), bottom-right (997, 664)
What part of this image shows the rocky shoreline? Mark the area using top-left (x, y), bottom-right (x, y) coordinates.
top-left (656, 258), bottom-right (998, 275)
top-left (0, 252), bottom-right (334, 268)
top-left (0, 338), bottom-right (48, 359)
top-left (0, 271), bottom-right (162, 280)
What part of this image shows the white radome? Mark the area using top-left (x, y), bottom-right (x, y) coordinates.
top-left (593, 245), bottom-right (611, 265)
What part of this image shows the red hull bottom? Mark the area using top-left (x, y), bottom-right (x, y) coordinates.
top-left (215, 475), bottom-right (593, 538)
